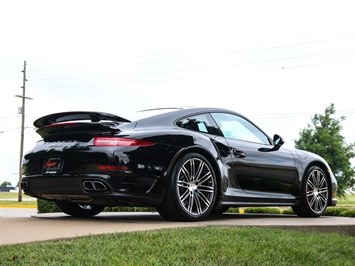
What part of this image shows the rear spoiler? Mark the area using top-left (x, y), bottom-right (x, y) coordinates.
top-left (34, 111), bottom-right (131, 128)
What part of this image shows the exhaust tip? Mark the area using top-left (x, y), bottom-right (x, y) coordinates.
top-left (82, 180), bottom-right (109, 192)
top-left (93, 181), bottom-right (107, 191)
top-left (21, 180), bottom-right (29, 191)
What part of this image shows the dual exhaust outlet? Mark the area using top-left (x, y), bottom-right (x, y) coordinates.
top-left (82, 180), bottom-right (110, 192)
top-left (21, 179), bottom-right (109, 193)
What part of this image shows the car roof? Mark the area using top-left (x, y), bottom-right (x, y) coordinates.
top-left (134, 107), bottom-right (244, 127)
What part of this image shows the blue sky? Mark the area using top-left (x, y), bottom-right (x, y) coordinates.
top-left (1, 0), bottom-right (354, 186)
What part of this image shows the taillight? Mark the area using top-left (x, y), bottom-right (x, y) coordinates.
top-left (97, 165), bottom-right (129, 171)
top-left (93, 137), bottom-right (155, 147)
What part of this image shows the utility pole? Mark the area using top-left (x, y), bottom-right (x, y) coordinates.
top-left (15, 61), bottom-right (32, 202)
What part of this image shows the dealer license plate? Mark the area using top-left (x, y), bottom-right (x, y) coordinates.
top-left (42, 158), bottom-right (64, 174)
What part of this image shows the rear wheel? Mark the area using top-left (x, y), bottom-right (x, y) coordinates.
top-left (156, 153), bottom-right (217, 221)
top-left (292, 166), bottom-right (329, 217)
top-left (55, 200), bottom-right (105, 217)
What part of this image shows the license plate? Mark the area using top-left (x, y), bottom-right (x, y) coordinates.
top-left (42, 158), bottom-right (64, 174)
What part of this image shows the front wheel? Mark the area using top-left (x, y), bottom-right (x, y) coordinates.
top-left (55, 200), bottom-right (105, 217)
top-left (156, 153), bottom-right (217, 221)
top-left (292, 166), bottom-right (329, 217)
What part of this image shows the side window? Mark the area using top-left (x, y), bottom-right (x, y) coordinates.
top-left (176, 114), bottom-right (222, 136)
top-left (210, 113), bottom-right (271, 145)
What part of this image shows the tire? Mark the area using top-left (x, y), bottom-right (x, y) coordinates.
top-left (156, 153), bottom-right (217, 221)
top-left (292, 166), bottom-right (329, 217)
top-left (55, 200), bottom-right (105, 217)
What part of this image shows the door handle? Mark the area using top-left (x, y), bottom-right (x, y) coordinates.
top-left (232, 149), bottom-right (247, 158)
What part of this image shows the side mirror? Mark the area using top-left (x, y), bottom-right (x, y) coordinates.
top-left (273, 134), bottom-right (285, 149)
top-left (259, 134), bottom-right (285, 152)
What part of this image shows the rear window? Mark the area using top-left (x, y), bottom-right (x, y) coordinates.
top-left (177, 114), bottom-right (223, 136)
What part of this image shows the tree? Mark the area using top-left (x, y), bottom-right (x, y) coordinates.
top-left (0, 181), bottom-right (12, 187)
top-left (294, 103), bottom-right (355, 198)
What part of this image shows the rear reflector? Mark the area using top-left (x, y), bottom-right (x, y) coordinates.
top-left (93, 137), bottom-right (155, 147)
top-left (97, 165), bottom-right (129, 171)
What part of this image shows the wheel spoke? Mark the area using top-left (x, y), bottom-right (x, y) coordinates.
top-left (187, 193), bottom-right (194, 212)
top-left (195, 190), bottom-right (211, 207)
top-left (307, 178), bottom-right (315, 190)
top-left (316, 198), bottom-right (322, 212)
top-left (181, 165), bottom-right (192, 182)
top-left (179, 188), bottom-right (190, 202)
top-left (306, 189), bottom-right (315, 197)
top-left (315, 170), bottom-right (325, 186)
top-left (197, 184), bottom-right (214, 193)
top-left (194, 194), bottom-right (203, 214)
top-left (177, 180), bottom-right (189, 189)
top-left (196, 171), bottom-right (211, 184)
top-left (318, 176), bottom-right (326, 188)
top-left (318, 185), bottom-right (328, 193)
top-left (319, 190), bottom-right (328, 204)
top-left (189, 159), bottom-right (196, 181)
top-left (308, 195), bottom-right (316, 208)
top-left (194, 161), bottom-right (205, 180)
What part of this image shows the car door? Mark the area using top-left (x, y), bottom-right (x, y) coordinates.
top-left (210, 112), bottom-right (299, 196)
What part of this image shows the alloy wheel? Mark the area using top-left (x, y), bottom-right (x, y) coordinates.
top-left (306, 168), bottom-right (329, 214)
top-left (177, 157), bottom-right (216, 216)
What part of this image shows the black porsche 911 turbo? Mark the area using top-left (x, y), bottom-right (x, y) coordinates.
top-left (22, 107), bottom-right (337, 221)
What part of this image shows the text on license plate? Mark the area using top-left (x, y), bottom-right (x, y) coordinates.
top-left (43, 158), bottom-right (63, 174)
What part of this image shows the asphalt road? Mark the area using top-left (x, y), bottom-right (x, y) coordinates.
top-left (1, 208), bottom-right (354, 246)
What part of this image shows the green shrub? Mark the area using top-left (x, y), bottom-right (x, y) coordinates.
top-left (104, 206), bottom-right (156, 212)
top-left (37, 199), bottom-right (61, 213)
top-left (339, 209), bottom-right (355, 217)
top-left (243, 207), bottom-right (281, 214)
top-left (226, 207), bottom-right (239, 213)
top-left (324, 207), bottom-right (349, 216)
top-left (282, 208), bottom-right (295, 215)
top-left (37, 199), bottom-right (156, 213)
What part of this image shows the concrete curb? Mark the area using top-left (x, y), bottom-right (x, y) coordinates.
top-left (0, 205), bottom-right (37, 208)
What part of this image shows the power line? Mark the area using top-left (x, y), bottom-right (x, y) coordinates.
top-left (0, 70), bottom-right (22, 78)
top-left (250, 110), bottom-right (355, 119)
top-left (23, 26), bottom-right (355, 69)
top-left (29, 58), bottom-right (355, 88)
top-left (0, 126), bottom-right (36, 133)
top-left (30, 49), bottom-right (355, 82)
top-left (0, 127), bottom-right (20, 133)
top-left (28, 35), bottom-right (354, 72)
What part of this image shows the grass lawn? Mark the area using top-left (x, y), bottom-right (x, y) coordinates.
top-left (0, 192), bottom-right (33, 199)
top-left (0, 192), bottom-right (36, 206)
top-left (337, 193), bottom-right (355, 207)
top-left (1, 226), bottom-right (354, 265)
top-left (1, 193), bottom-right (354, 265)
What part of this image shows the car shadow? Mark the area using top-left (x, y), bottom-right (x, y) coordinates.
top-left (32, 211), bottom-right (299, 223)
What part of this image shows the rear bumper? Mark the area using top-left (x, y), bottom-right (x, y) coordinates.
top-left (330, 197), bottom-right (337, 206)
top-left (22, 173), bottom-right (164, 206)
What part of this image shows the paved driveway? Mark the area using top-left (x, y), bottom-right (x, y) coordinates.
top-left (1, 209), bottom-right (354, 245)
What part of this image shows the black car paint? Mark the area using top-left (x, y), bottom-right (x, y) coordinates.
top-left (23, 128), bottom-right (224, 205)
top-left (22, 107), bottom-right (337, 217)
